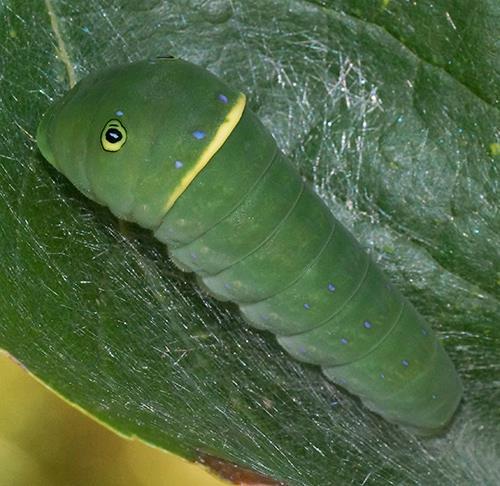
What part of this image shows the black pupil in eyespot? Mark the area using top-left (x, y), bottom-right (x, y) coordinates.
top-left (106, 128), bottom-right (122, 143)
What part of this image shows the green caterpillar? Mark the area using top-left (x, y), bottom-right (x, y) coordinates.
top-left (37, 57), bottom-right (462, 434)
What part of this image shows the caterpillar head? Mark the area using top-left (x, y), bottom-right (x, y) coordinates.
top-left (37, 58), bottom-right (244, 228)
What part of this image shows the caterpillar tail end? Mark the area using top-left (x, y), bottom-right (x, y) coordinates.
top-left (323, 343), bottom-right (462, 435)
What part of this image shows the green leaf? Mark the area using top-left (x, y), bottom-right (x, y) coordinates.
top-left (1, 0), bottom-right (499, 484)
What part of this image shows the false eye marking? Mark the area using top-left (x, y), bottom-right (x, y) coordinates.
top-left (101, 119), bottom-right (127, 152)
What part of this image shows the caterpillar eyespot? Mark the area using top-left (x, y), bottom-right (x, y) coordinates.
top-left (36, 58), bottom-right (462, 435)
top-left (101, 119), bottom-right (127, 152)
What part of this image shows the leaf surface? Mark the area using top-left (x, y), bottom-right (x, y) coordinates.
top-left (1, 1), bottom-right (499, 484)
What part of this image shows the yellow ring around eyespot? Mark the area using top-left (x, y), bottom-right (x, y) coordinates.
top-left (101, 119), bottom-right (127, 152)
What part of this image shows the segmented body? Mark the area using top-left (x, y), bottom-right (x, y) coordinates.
top-left (37, 58), bottom-right (462, 433)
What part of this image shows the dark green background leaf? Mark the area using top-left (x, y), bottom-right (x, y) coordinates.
top-left (1, 1), bottom-right (499, 484)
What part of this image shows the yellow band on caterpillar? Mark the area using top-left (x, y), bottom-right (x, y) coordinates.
top-left (162, 92), bottom-right (246, 213)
